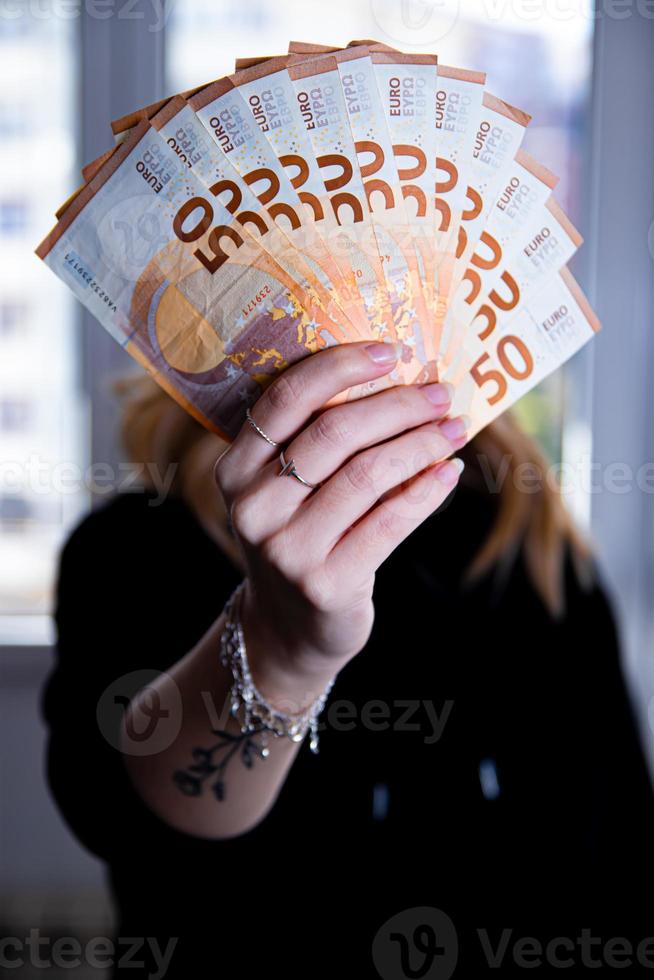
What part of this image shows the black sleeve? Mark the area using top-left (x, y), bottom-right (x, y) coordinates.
top-left (531, 553), bottom-right (654, 919)
top-left (569, 562), bottom-right (654, 862)
top-left (39, 496), bottom-right (302, 865)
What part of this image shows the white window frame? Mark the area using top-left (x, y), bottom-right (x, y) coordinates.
top-left (583, 7), bottom-right (654, 774)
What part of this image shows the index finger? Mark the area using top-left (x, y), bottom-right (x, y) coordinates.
top-left (216, 340), bottom-right (402, 490)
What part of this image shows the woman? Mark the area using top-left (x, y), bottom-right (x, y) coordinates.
top-left (43, 341), bottom-right (654, 978)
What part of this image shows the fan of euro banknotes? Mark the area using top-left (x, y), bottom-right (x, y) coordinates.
top-left (36, 40), bottom-right (600, 444)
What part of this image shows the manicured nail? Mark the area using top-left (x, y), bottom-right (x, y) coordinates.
top-left (420, 381), bottom-right (454, 407)
top-left (439, 415), bottom-right (470, 445)
top-left (434, 457), bottom-right (465, 488)
top-left (364, 341), bottom-right (400, 365)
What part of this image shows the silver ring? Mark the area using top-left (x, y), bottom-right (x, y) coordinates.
top-left (278, 449), bottom-right (321, 490)
top-left (245, 407), bottom-right (278, 447)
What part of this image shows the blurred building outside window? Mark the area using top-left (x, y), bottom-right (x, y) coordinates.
top-left (0, 9), bottom-right (85, 641)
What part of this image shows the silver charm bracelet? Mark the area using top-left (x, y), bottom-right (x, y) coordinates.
top-left (219, 581), bottom-right (335, 755)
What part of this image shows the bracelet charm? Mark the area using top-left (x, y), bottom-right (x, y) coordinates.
top-left (219, 581), bottom-right (335, 755)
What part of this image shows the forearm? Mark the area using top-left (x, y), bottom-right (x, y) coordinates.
top-left (120, 604), bottom-right (339, 840)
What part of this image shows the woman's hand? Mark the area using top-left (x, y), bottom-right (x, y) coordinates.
top-left (119, 340), bottom-right (469, 841)
top-left (214, 341), bottom-right (467, 703)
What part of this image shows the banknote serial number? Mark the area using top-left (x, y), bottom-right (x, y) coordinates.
top-left (64, 253), bottom-right (118, 314)
top-left (241, 284), bottom-right (272, 318)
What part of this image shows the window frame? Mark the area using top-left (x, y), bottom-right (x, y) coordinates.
top-left (583, 5), bottom-right (654, 775)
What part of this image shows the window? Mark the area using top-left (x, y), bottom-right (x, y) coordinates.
top-left (0, 493), bottom-right (33, 526)
top-left (0, 399), bottom-right (31, 433)
top-left (0, 301), bottom-right (28, 337)
top-left (0, 101), bottom-right (28, 139)
top-left (0, 199), bottom-right (29, 235)
top-left (167, 0), bottom-right (595, 481)
top-left (0, 8), bottom-right (84, 634)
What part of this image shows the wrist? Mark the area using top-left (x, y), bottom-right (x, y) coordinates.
top-left (238, 583), bottom-right (344, 712)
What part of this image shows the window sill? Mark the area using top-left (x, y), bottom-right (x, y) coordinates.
top-left (0, 615), bottom-right (54, 648)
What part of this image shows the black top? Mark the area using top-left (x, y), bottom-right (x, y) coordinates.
top-left (42, 478), bottom-right (654, 977)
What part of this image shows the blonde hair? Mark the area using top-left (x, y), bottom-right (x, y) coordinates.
top-left (463, 412), bottom-right (593, 615)
top-left (116, 375), bottom-right (593, 618)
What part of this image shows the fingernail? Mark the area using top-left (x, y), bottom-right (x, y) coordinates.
top-left (420, 381), bottom-right (454, 407)
top-left (439, 415), bottom-right (470, 445)
top-left (364, 341), bottom-right (400, 365)
top-left (434, 457), bottom-right (465, 488)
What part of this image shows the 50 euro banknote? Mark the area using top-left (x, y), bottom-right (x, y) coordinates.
top-left (108, 69), bottom-right (434, 383)
top-left (36, 120), bottom-right (386, 441)
top-left (108, 80), bottom-right (373, 345)
top-left (148, 94), bottom-right (356, 337)
top-left (232, 43), bottom-right (437, 374)
top-left (443, 196), bottom-right (583, 381)
top-left (84, 94), bottom-right (361, 339)
top-left (449, 267), bottom-right (600, 439)
top-left (439, 149), bottom-right (559, 368)
top-left (284, 52), bottom-right (431, 372)
top-left (228, 52), bottom-right (381, 341)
